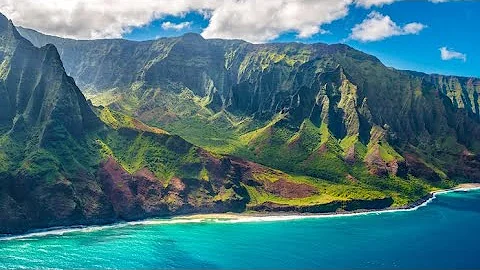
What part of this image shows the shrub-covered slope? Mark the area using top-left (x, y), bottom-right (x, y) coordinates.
top-left (0, 15), bottom-right (413, 234)
top-left (17, 26), bottom-right (480, 187)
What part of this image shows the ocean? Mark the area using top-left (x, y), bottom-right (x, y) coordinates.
top-left (1, 189), bottom-right (480, 269)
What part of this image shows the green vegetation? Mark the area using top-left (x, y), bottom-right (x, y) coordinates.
top-left (0, 151), bottom-right (8, 172)
top-left (99, 107), bottom-right (135, 129)
top-left (19, 150), bottom-right (62, 183)
top-left (0, 17), bottom-right (476, 236)
top-left (134, 107), bottom-right (453, 207)
top-left (90, 105), bottom-right (453, 209)
top-left (246, 170), bottom-right (389, 207)
top-left (244, 184), bottom-right (339, 206)
top-left (99, 130), bottom-right (200, 182)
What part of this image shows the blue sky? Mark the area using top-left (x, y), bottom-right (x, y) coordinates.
top-left (122, 1), bottom-right (478, 78)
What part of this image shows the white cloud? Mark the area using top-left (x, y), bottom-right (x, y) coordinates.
top-left (0, 0), bottom-right (216, 39)
top-left (440, 47), bottom-right (466, 62)
top-left (201, 0), bottom-right (352, 43)
top-left (350, 12), bottom-right (426, 42)
top-left (355, 0), bottom-right (453, 8)
top-left (0, 0), bottom-right (354, 43)
top-left (355, 0), bottom-right (397, 8)
top-left (402, 22), bottom-right (426, 34)
top-left (161, 21), bottom-right (192, 31)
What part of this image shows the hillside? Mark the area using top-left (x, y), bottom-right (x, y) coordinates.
top-left (17, 26), bottom-right (480, 187)
top-left (0, 15), bottom-right (412, 234)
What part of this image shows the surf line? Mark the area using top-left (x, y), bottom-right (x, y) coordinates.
top-left (1, 186), bottom-right (479, 241)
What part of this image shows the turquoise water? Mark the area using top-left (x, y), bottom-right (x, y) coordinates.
top-left (1, 189), bottom-right (480, 269)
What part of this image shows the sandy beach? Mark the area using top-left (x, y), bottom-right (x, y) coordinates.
top-left (167, 183), bottom-right (480, 222)
top-left (450, 183), bottom-right (480, 190)
top-left (2, 183), bottom-right (480, 240)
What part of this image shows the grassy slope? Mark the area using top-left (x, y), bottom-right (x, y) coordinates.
top-left (81, 67), bottom-right (457, 207)
top-left (181, 113), bottom-right (457, 204)
top-left (96, 107), bottom-right (206, 183)
top-left (96, 103), bottom-right (446, 206)
top-left (77, 47), bottom-right (469, 208)
top-left (17, 28), bottom-right (478, 197)
top-left (83, 77), bottom-right (455, 209)
top-left (97, 108), bottom-right (440, 208)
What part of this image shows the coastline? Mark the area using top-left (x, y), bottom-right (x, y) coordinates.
top-left (166, 183), bottom-right (480, 222)
top-left (2, 183), bottom-right (480, 240)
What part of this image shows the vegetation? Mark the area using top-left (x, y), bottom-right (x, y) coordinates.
top-left (0, 14), bottom-right (478, 235)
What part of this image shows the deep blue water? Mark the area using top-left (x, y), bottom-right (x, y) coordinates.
top-left (1, 189), bottom-right (480, 269)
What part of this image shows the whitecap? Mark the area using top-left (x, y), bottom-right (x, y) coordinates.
top-left (1, 186), bottom-right (478, 240)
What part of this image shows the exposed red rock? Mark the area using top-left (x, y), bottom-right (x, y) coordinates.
top-left (453, 151), bottom-right (480, 181)
top-left (404, 153), bottom-right (441, 182)
top-left (316, 143), bottom-right (329, 155)
top-left (364, 145), bottom-right (402, 176)
top-left (98, 157), bottom-right (139, 217)
top-left (346, 174), bottom-right (358, 183)
top-left (264, 179), bottom-right (317, 198)
top-left (344, 145), bottom-right (356, 165)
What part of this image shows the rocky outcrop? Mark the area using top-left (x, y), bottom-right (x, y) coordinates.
top-left (97, 156), bottom-right (249, 220)
top-left (0, 172), bottom-right (117, 234)
top-left (404, 154), bottom-right (442, 182)
top-left (263, 179), bottom-right (318, 199)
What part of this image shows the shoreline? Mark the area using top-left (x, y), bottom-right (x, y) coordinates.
top-left (172, 183), bottom-right (480, 222)
top-left (2, 183), bottom-right (480, 240)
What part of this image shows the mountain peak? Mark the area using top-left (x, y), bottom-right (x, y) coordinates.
top-left (180, 32), bottom-right (205, 41)
top-left (0, 12), bottom-right (9, 28)
top-left (0, 12), bottom-right (33, 48)
top-left (0, 13), bottom-right (100, 140)
top-left (40, 43), bottom-right (65, 67)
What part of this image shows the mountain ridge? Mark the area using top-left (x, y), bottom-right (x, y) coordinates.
top-left (0, 14), bottom-right (100, 142)
top-left (19, 26), bottom-right (478, 79)
top-left (0, 14), bottom-right (419, 235)
top-left (16, 24), bottom-right (479, 186)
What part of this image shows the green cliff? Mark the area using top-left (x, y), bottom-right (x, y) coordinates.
top-left (17, 26), bottom-right (479, 186)
top-left (0, 15), bottom-right (418, 235)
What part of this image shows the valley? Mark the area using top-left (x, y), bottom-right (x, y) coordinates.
top-left (0, 12), bottom-right (478, 234)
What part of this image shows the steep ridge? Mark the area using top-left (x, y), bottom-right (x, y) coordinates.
top-left (1, 19), bottom-right (245, 234)
top-left (0, 14), bottom-right (108, 233)
top-left (0, 24), bottom-right (99, 136)
top-left (17, 26), bottom-right (480, 187)
top-left (0, 15), bottom-right (406, 234)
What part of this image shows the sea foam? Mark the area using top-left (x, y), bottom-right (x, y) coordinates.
top-left (2, 187), bottom-right (479, 240)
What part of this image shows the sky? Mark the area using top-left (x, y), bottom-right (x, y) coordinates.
top-left (0, 0), bottom-right (477, 77)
